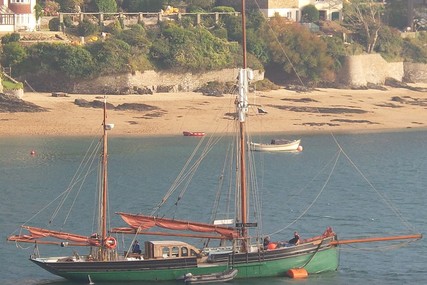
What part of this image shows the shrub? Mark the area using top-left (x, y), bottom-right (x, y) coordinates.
top-left (212, 6), bottom-right (235, 13)
top-left (49, 18), bottom-right (61, 31)
top-left (77, 18), bottom-right (99, 37)
top-left (1, 33), bottom-right (20, 44)
top-left (95, 0), bottom-right (117, 13)
top-left (1, 42), bottom-right (27, 68)
top-left (252, 79), bottom-right (280, 91)
top-left (57, 45), bottom-right (95, 78)
top-left (85, 39), bottom-right (132, 75)
top-left (104, 20), bottom-right (122, 34)
top-left (376, 26), bottom-right (404, 61)
top-left (63, 15), bottom-right (74, 28)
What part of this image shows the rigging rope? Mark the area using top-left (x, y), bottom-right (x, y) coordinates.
top-left (50, 137), bottom-right (100, 226)
top-left (268, 150), bottom-right (342, 237)
top-left (329, 134), bottom-right (419, 233)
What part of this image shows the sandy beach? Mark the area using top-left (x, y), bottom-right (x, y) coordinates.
top-left (1, 85), bottom-right (426, 137)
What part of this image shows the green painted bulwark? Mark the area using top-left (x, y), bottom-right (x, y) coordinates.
top-left (34, 246), bottom-right (339, 282)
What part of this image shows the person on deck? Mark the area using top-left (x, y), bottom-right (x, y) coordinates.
top-left (288, 232), bottom-right (300, 245)
top-left (131, 240), bottom-right (142, 254)
top-left (263, 236), bottom-right (271, 249)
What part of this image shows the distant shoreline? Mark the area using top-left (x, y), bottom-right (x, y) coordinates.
top-left (0, 85), bottom-right (426, 137)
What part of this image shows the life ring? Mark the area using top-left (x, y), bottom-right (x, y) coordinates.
top-left (104, 236), bottom-right (117, 249)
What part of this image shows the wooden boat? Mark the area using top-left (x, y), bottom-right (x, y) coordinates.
top-left (250, 139), bottom-right (302, 152)
top-left (183, 131), bottom-right (206, 137)
top-left (7, 1), bottom-right (422, 283)
top-left (183, 268), bottom-right (238, 284)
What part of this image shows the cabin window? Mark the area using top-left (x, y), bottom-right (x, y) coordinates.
top-left (190, 249), bottom-right (198, 256)
top-left (162, 247), bottom-right (170, 258)
top-left (181, 247), bottom-right (188, 257)
top-left (172, 247), bottom-right (179, 257)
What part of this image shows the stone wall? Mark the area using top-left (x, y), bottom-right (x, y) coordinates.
top-left (73, 68), bottom-right (265, 94)
top-left (71, 55), bottom-right (426, 94)
top-left (337, 54), bottom-right (404, 86)
top-left (404, 62), bottom-right (427, 83)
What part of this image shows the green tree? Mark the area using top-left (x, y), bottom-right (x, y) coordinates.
top-left (301, 4), bottom-right (319, 23)
top-left (77, 18), bottom-right (99, 36)
top-left (376, 26), bottom-right (403, 61)
top-left (263, 16), bottom-right (335, 83)
top-left (122, 0), bottom-right (165, 12)
top-left (149, 22), bottom-right (234, 71)
top-left (58, 0), bottom-right (82, 12)
top-left (1, 42), bottom-right (27, 68)
top-left (95, 0), bottom-right (117, 12)
top-left (57, 45), bottom-right (94, 78)
top-left (401, 36), bottom-right (427, 63)
top-left (86, 38), bottom-right (132, 75)
top-left (322, 36), bottom-right (347, 70)
top-left (343, 0), bottom-right (384, 53)
top-left (115, 24), bottom-right (150, 50)
top-left (384, 0), bottom-right (408, 30)
top-left (34, 3), bottom-right (44, 30)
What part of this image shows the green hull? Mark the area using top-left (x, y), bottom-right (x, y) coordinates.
top-left (33, 246), bottom-right (339, 282)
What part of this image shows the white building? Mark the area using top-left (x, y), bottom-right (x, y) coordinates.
top-left (0, 0), bottom-right (38, 32)
top-left (256, 0), bottom-right (343, 22)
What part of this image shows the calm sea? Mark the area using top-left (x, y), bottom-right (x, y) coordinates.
top-left (1, 131), bottom-right (426, 285)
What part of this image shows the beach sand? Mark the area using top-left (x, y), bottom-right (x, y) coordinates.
top-left (1, 85), bottom-right (426, 137)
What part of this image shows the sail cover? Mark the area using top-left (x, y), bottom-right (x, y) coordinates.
top-left (7, 226), bottom-right (101, 246)
top-left (117, 212), bottom-right (239, 239)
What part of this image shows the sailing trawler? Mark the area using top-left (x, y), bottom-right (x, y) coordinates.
top-left (7, 0), bottom-right (422, 283)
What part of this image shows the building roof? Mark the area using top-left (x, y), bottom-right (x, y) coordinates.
top-left (0, 5), bottom-right (14, 14)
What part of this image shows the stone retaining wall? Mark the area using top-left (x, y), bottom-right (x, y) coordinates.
top-left (338, 54), bottom-right (427, 86)
top-left (71, 55), bottom-right (426, 94)
top-left (337, 54), bottom-right (403, 86)
top-left (72, 68), bottom-right (265, 94)
top-left (404, 62), bottom-right (427, 83)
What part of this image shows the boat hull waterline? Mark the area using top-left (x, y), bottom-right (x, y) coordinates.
top-left (30, 244), bottom-right (339, 282)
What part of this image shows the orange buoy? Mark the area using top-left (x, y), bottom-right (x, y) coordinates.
top-left (287, 268), bottom-right (308, 279)
top-left (267, 242), bottom-right (277, 250)
top-left (104, 236), bottom-right (117, 249)
top-left (297, 145), bottom-right (303, 152)
top-left (30, 150), bottom-right (36, 156)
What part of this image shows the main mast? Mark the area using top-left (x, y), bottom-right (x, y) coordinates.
top-left (239, 0), bottom-right (249, 251)
top-left (101, 97), bottom-right (109, 259)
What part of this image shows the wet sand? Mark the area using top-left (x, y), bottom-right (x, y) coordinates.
top-left (1, 85), bottom-right (426, 137)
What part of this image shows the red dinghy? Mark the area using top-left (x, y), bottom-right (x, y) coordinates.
top-left (183, 131), bottom-right (206, 137)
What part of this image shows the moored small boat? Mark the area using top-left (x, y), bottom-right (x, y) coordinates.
top-left (183, 131), bottom-right (206, 137)
top-left (250, 139), bottom-right (302, 152)
top-left (183, 268), bottom-right (238, 284)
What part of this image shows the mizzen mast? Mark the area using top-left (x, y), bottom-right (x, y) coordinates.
top-left (100, 97), bottom-right (114, 259)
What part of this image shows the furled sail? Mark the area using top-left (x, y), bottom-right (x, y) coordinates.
top-left (7, 226), bottom-right (101, 246)
top-left (116, 212), bottom-right (239, 239)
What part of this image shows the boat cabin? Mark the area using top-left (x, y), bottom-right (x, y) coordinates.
top-left (144, 241), bottom-right (200, 259)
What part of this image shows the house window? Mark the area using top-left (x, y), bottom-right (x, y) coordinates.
top-left (286, 11), bottom-right (292, 19)
top-left (319, 10), bottom-right (327, 21)
top-left (16, 14), bottom-right (30, 25)
top-left (331, 12), bottom-right (340, 21)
